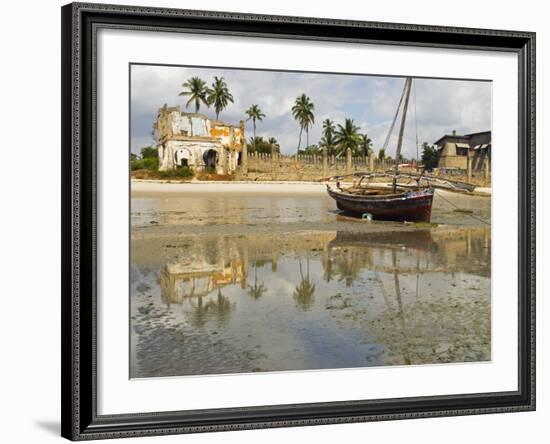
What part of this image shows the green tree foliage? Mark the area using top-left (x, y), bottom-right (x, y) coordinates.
top-left (131, 157), bottom-right (158, 171)
top-left (267, 137), bottom-right (280, 153)
top-left (420, 142), bottom-right (439, 170)
top-left (156, 167), bottom-right (194, 179)
top-left (378, 148), bottom-right (386, 160)
top-left (140, 146), bottom-right (158, 159)
top-left (297, 144), bottom-right (320, 155)
top-left (246, 136), bottom-right (281, 154)
top-left (291, 94), bottom-right (315, 151)
top-left (334, 118), bottom-right (361, 156)
top-left (319, 118), bottom-right (337, 156)
top-left (245, 105), bottom-right (266, 152)
top-left (206, 76), bottom-right (234, 120)
top-left (130, 147), bottom-right (159, 170)
top-left (358, 133), bottom-right (373, 157)
top-left (179, 77), bottom-right (210, 112)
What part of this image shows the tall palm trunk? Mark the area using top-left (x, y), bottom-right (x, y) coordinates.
top-left (297, 127), bottom-right (303, 150)
top-left (253, 119), bottom-right (257, 151)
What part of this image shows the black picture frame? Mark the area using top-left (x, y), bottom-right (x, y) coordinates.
top-left (61, 2), bottom-right (536, 440)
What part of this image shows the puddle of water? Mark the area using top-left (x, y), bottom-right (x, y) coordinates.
top-left (130, 192), bottom-right (491, 378)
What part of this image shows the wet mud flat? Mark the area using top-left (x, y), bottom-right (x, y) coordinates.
top-left (130, 188), bottom-right (491, 378)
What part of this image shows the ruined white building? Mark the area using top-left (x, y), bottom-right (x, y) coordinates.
top-left (155, 105), bottom-right (245, 174)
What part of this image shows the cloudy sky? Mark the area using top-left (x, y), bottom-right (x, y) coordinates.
top-left (130, 64), bottom-right (491, 158)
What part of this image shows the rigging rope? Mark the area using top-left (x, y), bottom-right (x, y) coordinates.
top-left (381, 80), bottom-right (408, 154)
top-left (435, 190), bottom-right (491, 226)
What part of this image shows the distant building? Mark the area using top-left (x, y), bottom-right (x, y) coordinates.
top-left (434, 130), bottom-right (491, 172)
top-left (155, 105), bottom-right (245, 173)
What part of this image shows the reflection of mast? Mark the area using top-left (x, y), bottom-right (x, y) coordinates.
top-left (415, 250), bottom-right (420, 303)
top-left (392, 250), bottom-right (411, 365)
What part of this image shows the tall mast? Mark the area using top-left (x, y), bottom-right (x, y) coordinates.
top-left (392, 77), bottom-right (413, 193)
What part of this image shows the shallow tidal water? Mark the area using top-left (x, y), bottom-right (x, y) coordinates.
top-left (130, 190), bottom-right (491, 378)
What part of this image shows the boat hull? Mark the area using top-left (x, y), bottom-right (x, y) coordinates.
top-left (328, 187), bottom-right (434, 222)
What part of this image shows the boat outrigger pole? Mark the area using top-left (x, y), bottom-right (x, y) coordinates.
top-left (392, 77), bottom-right (413, 193)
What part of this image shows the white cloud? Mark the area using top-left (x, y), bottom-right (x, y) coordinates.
top-left (131, 65), bottom-right (491, 158)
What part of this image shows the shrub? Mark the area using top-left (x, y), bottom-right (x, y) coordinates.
top-left (140, 146), bottom-right (158, 159)
top-left (131, 157), bottom-right (158, 171)
top-left (156, 167), bottom-right (194, 180)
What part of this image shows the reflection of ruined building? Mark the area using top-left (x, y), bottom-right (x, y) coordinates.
top-left (155, 105), bottom-right (245, 174)
top-left (160, 258), bottom-right (246, 306)
top-left (154, 227), bottom-right (490, 308)
top-left (435, 131), bottom-right (491, 173)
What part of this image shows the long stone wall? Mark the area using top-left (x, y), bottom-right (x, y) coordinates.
top-left (235, 149), bottom-right (490, 185)
top-left (236, 149), bottom-right (412, 181)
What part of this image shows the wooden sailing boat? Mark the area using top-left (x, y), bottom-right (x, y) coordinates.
top-left (326, 77), bottom-right (435, 222)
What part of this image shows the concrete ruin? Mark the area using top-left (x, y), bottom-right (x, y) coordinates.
top-left (434, 131), bottom-right (491, 173)
top-left (155, 105), bottom-right (245, 174)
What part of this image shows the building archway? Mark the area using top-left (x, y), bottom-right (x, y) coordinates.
top-left (203, 149), bottom-right (218, 169)
top-left (174, 148), bottom-right (192, 168)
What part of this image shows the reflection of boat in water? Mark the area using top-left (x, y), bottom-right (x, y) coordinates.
top-left (327, 185), bottom-right (434, 222)
top-left (328, 229), bottom-right (433, 252)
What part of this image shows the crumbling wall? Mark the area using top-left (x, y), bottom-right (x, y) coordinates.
top-left (156, 106), bottom-right (244, 174)
top-left (234, 152), bottom-right (413, 181)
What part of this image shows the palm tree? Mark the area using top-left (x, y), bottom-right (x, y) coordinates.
top-left (319, 118), bottom-right (336, 156)
top-left (293, 255), bottom-right (316, 310)
top-left (358, 133), bottom-right (373, 157)
top-left (245, 105), bottom-right (266, 152)
top-left (206, 76), bottom-right (234, 120)
top-left (322, 118), bottom-right (335, 137)
top-left (267, 137), bottom-right (280, 154)
top-left (247, 262), bottom-right (267, 300)
top-left (291, 94), bottom-right (315, 151)
top-left (334, 118), bottom-right (361, 156)
top-left (179, 76), bottom-right (210, 112)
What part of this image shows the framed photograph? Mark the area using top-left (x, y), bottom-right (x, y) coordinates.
top-left (61, 2), bottom-right (535, 440)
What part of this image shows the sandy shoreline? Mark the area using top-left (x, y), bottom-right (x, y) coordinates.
top-left (132, 179), bottom-right (327, 195)
top-left (131, 179), bottom-right (491, 196)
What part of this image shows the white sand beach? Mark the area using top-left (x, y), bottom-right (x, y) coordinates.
top-left (131, 179), bottom-right (491, 196)
top-left (131, 179), bottom-right (328, 195)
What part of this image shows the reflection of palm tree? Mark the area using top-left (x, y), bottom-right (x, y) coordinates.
top-left (190, 295), bottom-right (208, 328)
top-left (189, 290), bottom-right (235, 327)
top-left (293, 255), bottom-right (316, 310)
top-left (247, 262), bottom-right (267, 300)
top-left (211, 289), bottom-right (233, 326)
top-left (332, 249), bottom-right (362, 287)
